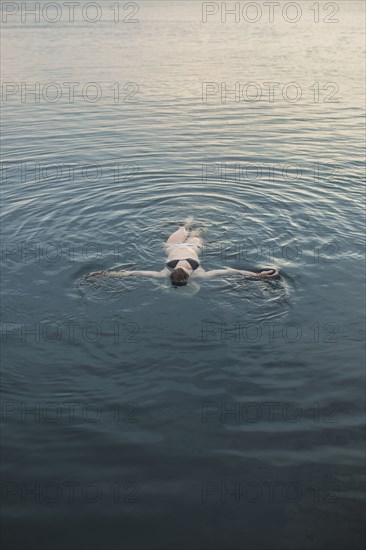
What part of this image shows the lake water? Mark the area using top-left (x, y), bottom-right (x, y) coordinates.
top-left (1, 1), bottom-right (365, 549)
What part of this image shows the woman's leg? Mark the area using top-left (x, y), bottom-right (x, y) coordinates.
top-left (165, 218), bottom-right (196, 246)
top-left (165, 225), bottom-right (189, 245)
top-left (188, 229), bottom-right (203, 249)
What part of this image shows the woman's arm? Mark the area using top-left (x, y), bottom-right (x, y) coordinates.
top-left (196, 268), bottom-right (278, 279)
top-left (88, 270), bottom-right (167, 278)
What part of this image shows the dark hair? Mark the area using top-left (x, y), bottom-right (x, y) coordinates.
top-left (170, 267), bottom-right (189, 287)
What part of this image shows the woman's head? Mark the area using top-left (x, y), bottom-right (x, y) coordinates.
top-left (170, 267), bottom-right (189, 287)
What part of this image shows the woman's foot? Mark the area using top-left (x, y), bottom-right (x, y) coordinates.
top-left (184, 216), bottom-right (194, 230)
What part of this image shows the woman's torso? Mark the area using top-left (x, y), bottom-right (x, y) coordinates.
top-left (165, 243), bottom-right (201, 262)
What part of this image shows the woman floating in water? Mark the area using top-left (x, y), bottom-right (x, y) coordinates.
top-left (88, 219), bottom-right (279, 287)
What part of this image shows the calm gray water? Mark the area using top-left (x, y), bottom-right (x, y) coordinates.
top-left (1, 1), bottom-right (365, 549)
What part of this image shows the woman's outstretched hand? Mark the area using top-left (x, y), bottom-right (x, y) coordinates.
top-left (87, 270), bottom-right (107, 278)
top-left (256, 268), bottom-right (279, 279)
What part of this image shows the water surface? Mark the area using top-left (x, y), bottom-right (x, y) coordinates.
top-left (1, 1), bottom-right (365, 549)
